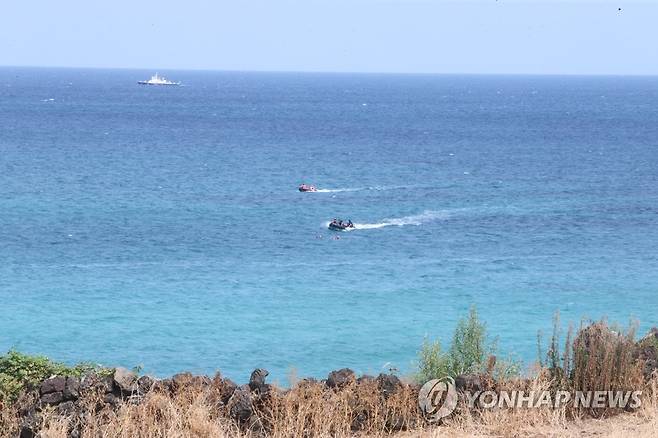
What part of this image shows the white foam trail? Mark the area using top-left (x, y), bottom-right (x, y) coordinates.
top-left (314, 185), bottom-right (411, 193)
top-left (326, 210), bottom-right (450, 231)
top-left (315, 188), bottom-right (362, 193)
top-left (351, 223), bottom-right (386, 230)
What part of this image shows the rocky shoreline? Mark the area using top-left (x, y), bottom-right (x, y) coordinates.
top-left (16, 367), bottom-right (423, 437)
top-left (5, 322), bottom-right (658, 438)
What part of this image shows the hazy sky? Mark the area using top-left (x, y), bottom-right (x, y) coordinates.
top-left (2, 0), bottom-right (656, 74)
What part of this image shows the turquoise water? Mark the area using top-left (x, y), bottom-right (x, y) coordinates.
top-left (1, 68), bottom-right (658, 383)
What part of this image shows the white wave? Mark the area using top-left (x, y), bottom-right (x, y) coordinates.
top-left (315, 187), bottom-right (362, 193)
top-left (325, 210), bottom-right (450, 231)
top-left (351, 222), bottom-right (387, 230)
top-left (314, 185), bottom-right (411, 193)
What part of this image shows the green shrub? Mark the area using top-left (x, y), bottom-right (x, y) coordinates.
top-left (447, 306), bottom-right (489, 376)
top-left (0, 350), bottom-right (107, 403)
top-left (537, 311), bottom-right (573, 381)
top-left (415, 337), bottom-right (449, 384)
top-left (415, 307), bottom-right (517, 383)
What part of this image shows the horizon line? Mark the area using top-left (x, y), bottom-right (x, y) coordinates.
top-left (1, 64), bottom-right (658, 78)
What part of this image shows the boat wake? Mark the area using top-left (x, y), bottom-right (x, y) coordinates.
top-left (315, 188), bottom-right (362, 193)
top-left (314, 185), bottom-right (410, 193)
top-left (325, 210), bottom-right (450, 231)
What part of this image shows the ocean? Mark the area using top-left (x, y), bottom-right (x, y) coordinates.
top-left (1, 67), bottom-right (657, 383)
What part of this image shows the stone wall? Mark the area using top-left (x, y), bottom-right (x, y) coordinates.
top-left (17, 367), bottom-right (416, 438)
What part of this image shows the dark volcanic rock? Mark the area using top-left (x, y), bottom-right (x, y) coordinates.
top-left (357, 374), bottom-right (375, 384)
top-left (638, 327), bottom-right (658, 379)
top-left (246, 415), bottom-right (265, 436)
top-left (193, 375), bottom-right (212, 387)
top-left (137, 375), bottom-right (155, 393)
top-left (351, 409), bottom-right (369, 431)
top-left (326, 368), bottom-right (356, 388)
top-left (455, 374), bottom-right (483, 393)
top-left (171, 372), bottom-right (194, 391)
top-left (63, 377), bottom-right (80, 400)
top-left (56, 400), bottom-right (75, 415)
top-left (113, 367), bottom-right (138, 394)
top-left (221, 378), bottom-right (238, 404)
top-left (40, 391), bottom-right (64, 405)
top-left (386, 414), bottom-right (407, 432)
top-left (637, 345), bottom-right (658, 379)
top-left (19, 425), bottom-right (36, 438)
top-left (103, 392), bottom-right (119, 407)
top-left (81, 373), bottom-right (114, 393)
top-left (152, 378), bottom-right (173, 393)
top-left (40, 376), bottom-right (66, 395)
top-left (19, 426), bottom-right (36, 438)
top-left (169, 372), bottom-right (212, 392)
top-left (249, 368), bottom-right (269, 393)
top-left (228, 385), bottom-right (253, 422)
top-left (19, 409), bottom-right (39, 438)
top-left (376, 373), bottom-right (402, 398)
top-left (299, 377), bottom-right (318, 387)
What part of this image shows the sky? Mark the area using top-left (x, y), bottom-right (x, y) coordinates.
top-left (1, 0), bottom-right (657, 75)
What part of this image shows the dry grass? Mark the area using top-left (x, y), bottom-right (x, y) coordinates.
top-left (0, 401), bottom-right (18, 436)
top-left (571, 321), bottom-right (643, 389)
top-left (1, 376), bottom-right (656, 438)
top-left (80, 392), bottom-right (237, 437)
top-left (262, 379), bottom-right (421, 437)
top-left (397, 377), bottom-right (658, 438)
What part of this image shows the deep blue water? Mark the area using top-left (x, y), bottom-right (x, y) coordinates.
top-left (1, 67), bottom-right (658, 383)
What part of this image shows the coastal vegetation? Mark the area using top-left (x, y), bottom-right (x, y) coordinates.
top-left (1, 311), bottom-right (657, 437)
top-left (415, 306), bottom-right (520, 383)
top-left (0, 351), bottom-right (108, 403)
